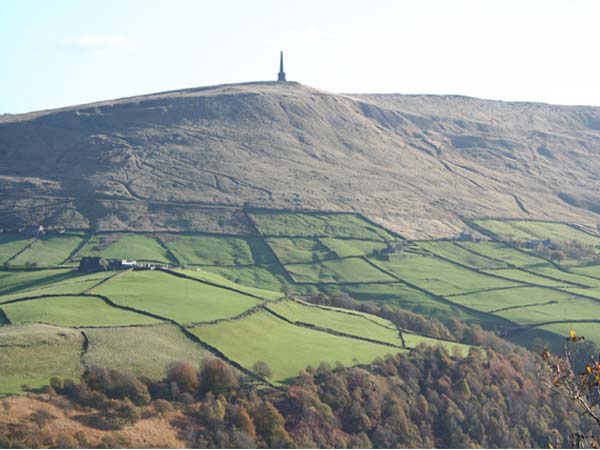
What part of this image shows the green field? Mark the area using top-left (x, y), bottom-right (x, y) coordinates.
top-left (0, 233), bottom-right (35, 264)
top-left (331, 283), bottom-right (469, 319)
top-left (175, 269), bottom-right (282, 300)
top-left (207, 264), bottom-right (291, 293)
top-left (495, 296), bottom-right (600, 325)
top-left (571, 265), bottom-right (600, 280)
top-left (526, 266), bottom-right (600, 287)
top-left (77, 233), bottom-right (174, 263)
top-left (370, 255), bottom-right (519, 296)
top-left (96, 270), bottom-right (261, 324)
top-left (10, 233), bottom-right (86, 266)
top-left (5, 212), bottom-right (600, 395)
top-left (418, 241), bottom-right (508, 269)
top-left (266, 237), bottom-right (336, 264)
top-left (190, 309), bottom-right (404, 383)
top-left (164, 234), bottom-right (274, 266)
top-left (0, 269), bottom-right (74, 296)
top-left (319, 238), bottom-right (388, 258)
top-left (0, 324), bottom-right (84, 394)
top-left (83, 324), bottom-right (215, 379)
top-left (0, 271), bottom-right (115, 303)
top-left (474, 220), bottom-right (600, 245)
top-left (3, 295), bottom-right (161, 327)
top-left (267, 300), bottom-right (402, 343)
top-left (536, 322), bottom-right (600, 345)
top-left (447, 286), bottom-right (577, 313)
top-left (455, 242), bottom-right (548, 267)
top-left (251, 211), bottom-right (395, 240)
top-left (285, 257), bottom-right (395, 284)
top-left (481, 268), bottom-right (575, 287)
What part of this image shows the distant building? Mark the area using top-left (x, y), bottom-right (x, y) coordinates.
top-left (277, 51), bottom-right (286, 82)
top-left (458, 231), bottom-right (473, 241)
top-left (21, 224), bottom-right (44, 238)
top-left (79, 256), bottom-right (106, 273)
top-left (79, 257), bottom-right (137, 272)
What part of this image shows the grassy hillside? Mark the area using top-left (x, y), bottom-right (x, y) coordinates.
top-left (83, 324), bottom-right (215, 379)
top-left (3, 82), bottom-right (600, 238)
top-left (190, 309), bottom-right (403, 383)
top-left (3, 212), bottom-right (600, 395)
top-left (0, 324), bottom-right (84, 394)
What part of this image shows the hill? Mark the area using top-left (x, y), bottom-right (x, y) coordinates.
top-left (2, 81), bottom-right (600, 238)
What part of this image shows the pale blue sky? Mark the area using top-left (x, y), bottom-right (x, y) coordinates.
top-left (1, 0), bottom-right (599, 113)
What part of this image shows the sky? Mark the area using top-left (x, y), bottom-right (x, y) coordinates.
top-left (1, 0), bottom-right (599, 114)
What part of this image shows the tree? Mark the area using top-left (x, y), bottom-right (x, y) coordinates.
top-left (252, 361), bottom-right (273, 379)
top-left (539, 328), bottom-right (600, 447)
top-left (199, 359), bottom-right (239, 394)
top-left (550, 250), bottom-right (566, 262)
top-left (166, 361), bottom-right (199, 395)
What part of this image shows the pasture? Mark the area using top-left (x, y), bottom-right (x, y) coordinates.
top-left (76, 233), bottom-right (173, 263)
top-left (332, 283), bottom-right (469, 319)
top-left (446, 286), bottom-right (577, 313)
top-left (455, 241), bottom-right (548, 267)
top-left (526, 266), bottom-right (600, 287)
top-left (251, 211), bottom-right (395, 240)
top-left (83, 324), bottom-right (215, 379)
top-left (175, 268), bottom-right (282, 300)
top-left (0, 270), bottom-right (114, 303)
top-left (0, 269), bottom-right (74, 297)
top-left (418, 241), bottom-right (508, 269)
top-left (319, 237), bottom-right (388, 258)
top-left (285, 257), bottom-right (396, 284)
top-left (190, 309), bottom-right (404, 383)
top-left (266, 299), bottom-right (404, 345)
top-left (474, 219), bottom-right (600, 245)
top-left (0, 324), bottom-right (84, 394)
top-left (10, 233), bottom-right (85, 267)
top-left (481, 268), bottom-right (575, 287)
top-left (208, 264), bottom-right (290, 293)
top-left (2, 295), bottom-right (160, 327)
top-left (163, 234), bottom-right (273, 266)
top-left (266, 237), bottom-right (335, 264)
top-left (369, 254), bottom-right (519, 295)
top-left (95, 270), bottom-right (261, 324)
top-left (0, 234), bottom-right (35, 264)
top-left (4, 211), bottom-right (600, 395)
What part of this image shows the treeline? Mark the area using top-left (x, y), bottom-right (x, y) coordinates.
top-left (1, 346), bottom-right (593, 448)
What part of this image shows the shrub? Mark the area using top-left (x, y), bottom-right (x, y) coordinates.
top-left (199, 359), bottom-right (239, 394)
top-left (166, 361), bottom-right (199, 395)
top-left (252, 361), bottom-right (273, 379)
top-left (84, 366), bottom-right (150, 405)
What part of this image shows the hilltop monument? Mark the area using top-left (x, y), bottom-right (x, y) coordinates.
top-left (277, 51), bottom-right (286, 82)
